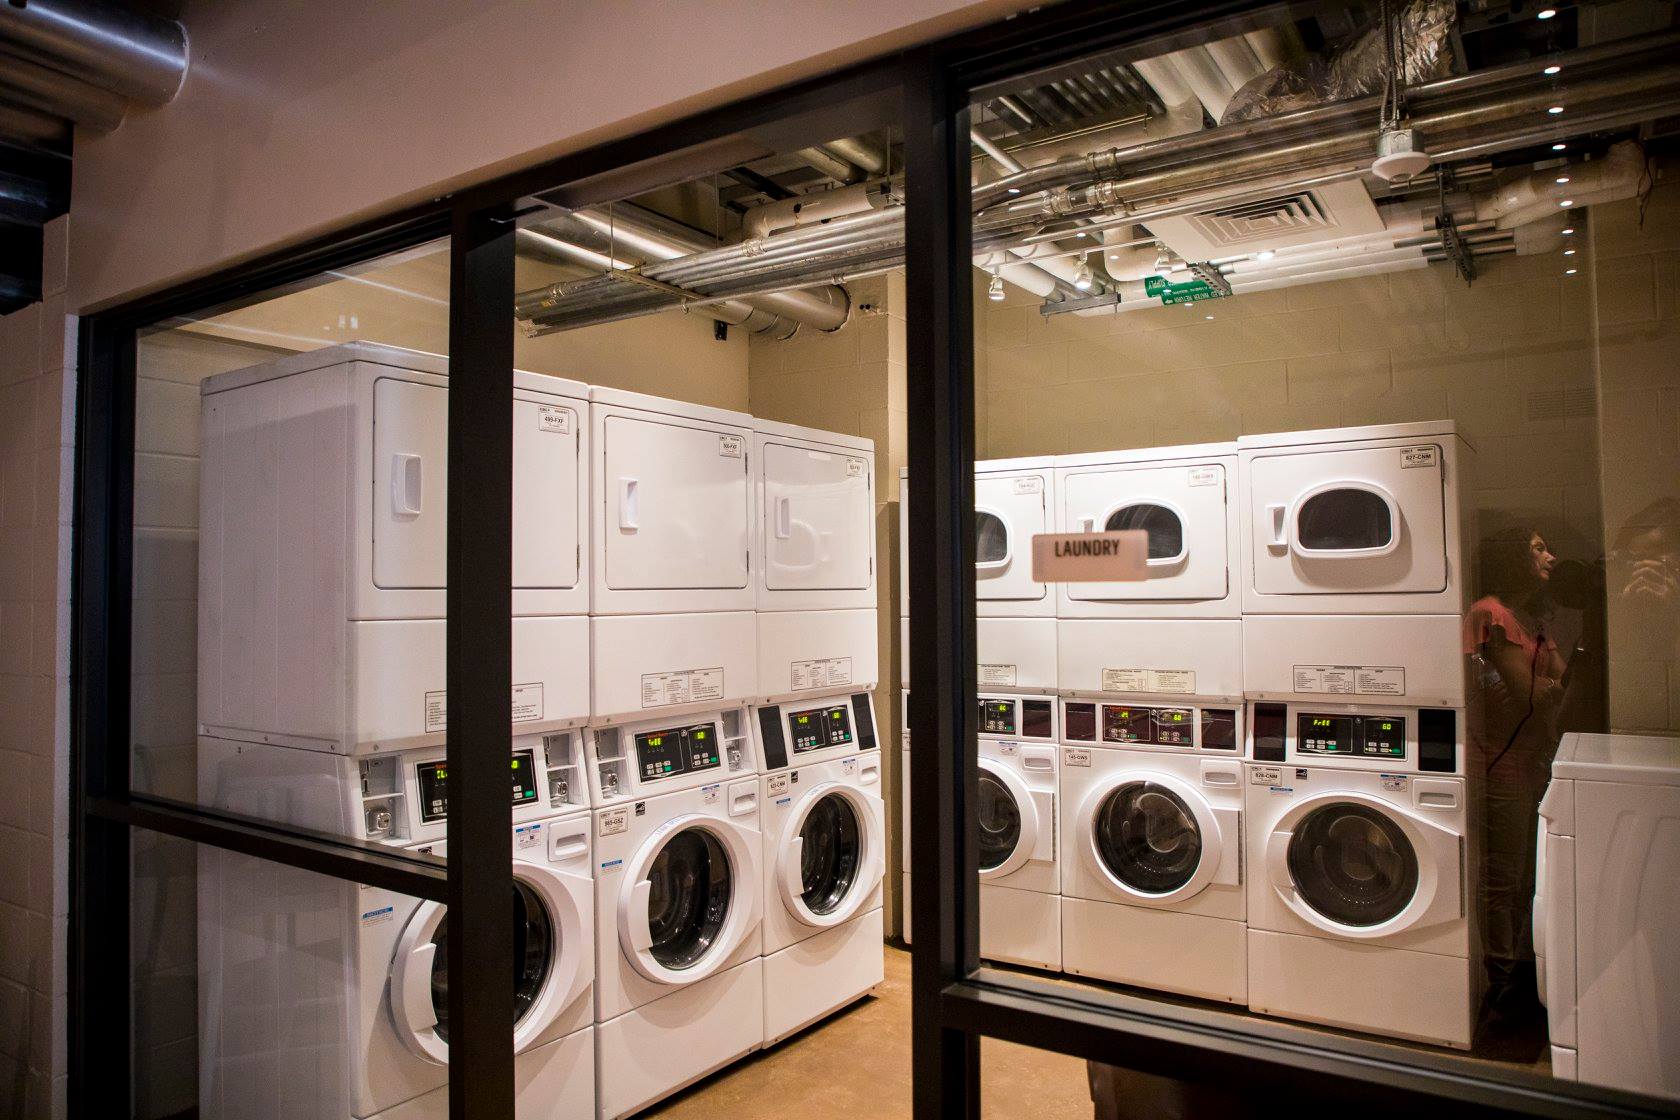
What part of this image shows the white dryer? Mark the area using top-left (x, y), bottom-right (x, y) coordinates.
top-left (754, 692), bottom-right (886, 1042)
top-left (197, 342), bottom-right (590, 752)
top-left (1535, 733), bottom-right (1680, 1099)
top-left (197, 736), bottom-right (596, 1119)
top-left (753, 419), bottom-right (877, 704)
top-left (1244, 702), bottom-right (1481, 1048)
top-left (1058, 700), bottom-right (1246, 1003)
top-left (587, 708), bottom-right (764, 1119)
top-left (589, 388), bottom-right (757, 727)
top-left (1237, 422), bottom-right (1475, 708)
top-left (900, 693), bottom-right (1061, 969)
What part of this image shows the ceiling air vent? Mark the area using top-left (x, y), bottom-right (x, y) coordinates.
top-left (1144, 179), bottom-right (1386, 261)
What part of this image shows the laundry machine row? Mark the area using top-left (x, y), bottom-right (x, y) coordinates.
top-left (195, 343), bottom-right (886, 1119)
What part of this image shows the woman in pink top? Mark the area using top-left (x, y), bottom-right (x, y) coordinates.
top-left (1465, 528), bottom-right (1567, 1024)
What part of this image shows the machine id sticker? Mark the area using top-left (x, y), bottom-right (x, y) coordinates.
top-left (361, 905), bottom-right (395, 926)
top-left (1400, 445), bottom-right (1439, 469)
top-left (1292, 664), bottom-right (1405, 696)
top-left (1249, 766), bottom-right (1282, 786)
top-left (514, 822), bottom-right (543, 850)
top-left (846, 458), bottom-right (865, 478)
top-left (1187, 466), bottom-right (1221, 486)
top-left (537, 406), bottom-right (572, 434)
top-left (718, 434), bottom-right (744, 457)
top-left (1381, 774), bottom-right (1409, 791)
top-left (1101, 668), bottom-right (1196, 694)
top-left (997, 742), bottom-right (1019, 756)
top-left (701, 783), bottom-right (721, 805)
top-left (1063, 748), bottom-right (1092, 767)
top-left (598, 808), bottom-right (629, 836)
top-left (978, 663), bottom-right (1017, 687)
top-left (841, 757), bottom-right (858, 775)
top-left (791, 657), bottom-right (852, 691)
top-left (768, 774), bottom-right (790, 795)
top-left (424, 684), bottom-right (546, 732)
top-left (1013, 476), bottom-right (1043, 495)
top-left (640, 667), bottom-right (724, 707)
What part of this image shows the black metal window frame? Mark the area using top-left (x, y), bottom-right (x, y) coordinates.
top-left (903, 3), bottom-right (1675, 1119)
top-left (64, 3), bottom-right (1678, 1119)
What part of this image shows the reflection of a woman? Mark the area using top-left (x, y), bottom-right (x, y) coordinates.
top-left (1464, 528), bottom-right (1567, 1020)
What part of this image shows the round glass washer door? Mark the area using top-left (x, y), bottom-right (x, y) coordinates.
top-left (1081, 771), bottom-right (1223, 905)
top-left (1284, 802), bottom-right (1419, 927)
top-left (390, 862), bottom-right (587, 1064)
top-left (776, 784), bottom-right (884, 928)
top-left (976, 760), bottom-right (1040, 881)
top-left (619, 815), bottom-right (760, 986)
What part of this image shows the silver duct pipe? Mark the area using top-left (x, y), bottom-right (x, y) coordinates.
top-left (797, 145), bottom-right (866, 184)
top-left (520, 34), bottom-right (1680, 334)
top-left (0, 42), bottom-right (128, 130)
top-left (0, 100), bottom-right (69, 147)
top-left (0, 0), bottom-right (187, 105)
top-left (824, 137), bottom-right (888, 176)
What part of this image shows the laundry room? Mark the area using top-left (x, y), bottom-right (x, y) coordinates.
top-left (77, 2), bottom-right (1680, 1118)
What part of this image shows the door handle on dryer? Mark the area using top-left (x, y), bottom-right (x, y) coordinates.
top-left (619, 478), bottom-right (639, 531)
top-left (391, 453), bottom-right (423, 517)
top-left (1267, 503), bottom-right (1288, 549)
top-left (774, 496), bottom-right (792, 539)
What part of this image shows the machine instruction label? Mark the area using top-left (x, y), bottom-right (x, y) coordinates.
top-left (1291, 664), bottom-right (1406, 696)
top-left (1062, 748), bottom-right (1092, 768)
top-left (1249, 766), bottom-right (1282, 786)
top-left (978, 663), bottom-right (1017, 687)
top-left (361, 905), bottom-right (395, 926)
top-left (1187, 466), bottom-right (1221, 487)
top-left (718, 434), bottom-right (744, 457)
top-left (537, 406), bottom-right (572, 434)
top-left (1400, 445), bottom-right (1439, 469)
top-left (846, 458), bottom-right (865, 478)
top-left (640, 667), bottom-right (724, 708)
top-left (598, 808), bottom-right (629, 837)
top-left (514, 822), bottom-right (543, 850)
top-left (1381, 774), bottom-right (1408, 791)
top-left (791, 657), bottom-right (852, 691)
top-left (1101, 668), bottom-right (1197, 694)
top-left (1013, 476), bottom-right (1043, 495)
top-left (423, 683), bottom-right (545, 733)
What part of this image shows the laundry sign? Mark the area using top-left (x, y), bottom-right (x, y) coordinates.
top-left (1032, 530), bottom-right (1148, 583)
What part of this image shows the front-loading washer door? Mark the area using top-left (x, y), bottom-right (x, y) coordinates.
top-left (389, 862), bottom-right (587, 1064)
top-left (777, 783), bottom-right (885, 928)
top-left (1082, 772), bottom-right (1227, 906)
top-left (619, 814), bottom-right (761, 986)
top-left (1266, 792), bottom-right (1461, 939)
top-left (976, 759), bottom-right (1047, 881)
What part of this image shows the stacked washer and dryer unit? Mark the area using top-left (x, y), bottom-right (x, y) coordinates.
top-left (196, 343), bottom-right (598, 1120)
top-left (196, 345), bottom-right (883, 1120)
top-left (899, 458), bottom-right (1063, 970)
top-left (1238, 421), bottom-right (1482, 1050)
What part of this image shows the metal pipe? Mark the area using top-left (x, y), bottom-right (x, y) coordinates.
top-left (824, 136), bottom-right (888, 176)
top-left (0, 43), bottom-right (128, 130)
top-left (797, 145), bottom-right (865, 185)
top-left (0, 0), bottom-right (187, 105)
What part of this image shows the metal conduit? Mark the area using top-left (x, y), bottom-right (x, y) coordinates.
top-left (0, 0), bottom-right (187, 105)
top-left (521, 34), bottom-right (1680, 334)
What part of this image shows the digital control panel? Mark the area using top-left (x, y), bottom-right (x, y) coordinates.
top-left (1100, 705), bottom-right (1194, 745)
top-left (789, 704), bottom-right (853, 754)
top-left (416, 749), bottom-right (539, 824)
top-left (980, 699), bottom-right (1015, 735)
top-left (978, 698), bottom-right (1054, 739)
top-left (1297, 713), bottom-right (1405, 759)
top-left (635, 723), bottom-right (723, 782)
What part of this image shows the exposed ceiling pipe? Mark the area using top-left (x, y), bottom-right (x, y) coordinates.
top-left (0, 0), bottom-right (187, 105)
top-left (0, 100), bottom-right (69, 148)
top-left (744, 179), bottom-right (897, 239)
top-left (1475, 140), bottom-right (1644, 228)
top-left (1244, 27), bottom-right (1290, 71)
top-left (0, 43), bottom-right (128, 130)
top-left (1205, 37), bottom-right (1264, 93)
top-left (797, 144), bottom-right (866, 185)
top-left (824, 136), bottom-right (888, 176)
top-left (1160, 46), bottom-right (1237, 121)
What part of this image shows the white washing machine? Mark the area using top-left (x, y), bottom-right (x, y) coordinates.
top-left (1535, 733), bottom-right (1680, 1099)
top-left (754, 692), bottom-right (886, 1042)
top-left (900, 691), bottom-right (1061, 970)
top-left (1244, 701), bottom-right (1481, 1048)
top-left (587, 707), bottom-right (764, 1119)
top-left (197, 342), bottom-right (591, 752)
top-left (1237, 421), bottom-right (1476, 708)
top-left (589, 387), bottom-right (757, 727)
top-left (753, 419), bottom-right (877, 704)
top-left (197, 735), bottom-right (596, 1119)
top-left (1058, 699), bottom-right (1246, 1003)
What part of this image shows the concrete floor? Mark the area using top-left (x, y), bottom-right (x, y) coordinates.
top-left (645, 946), bottom-right (1094, 1119)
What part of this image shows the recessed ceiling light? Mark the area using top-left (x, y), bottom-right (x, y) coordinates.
top-left (1075, 231), bottom-right (1087, 238)
top-left (1007, 187), bottom-right (1021, 195)
top-left (1548, 105), bottom-right (1565, 115)
top-left (1555, 176), bottom-right (1571, 184)
top-left (1559, 199), bottom-right (1574, 207)
top-left (1565, 268), bottom-right (1577, 275)
top-left (1257, 250), bottom-right (1276, 261)
top-left (1563, 248), bottom-right (1576, 256)
top-left (1561, 227), bottom-right (1575, 235)
top-left (1204, 314), bottom-right (1215, 320)
top-left (1538, 7), bottom-right (1557, 18)
top-left (1552, 142), bottom-right (1567, 151)
top-left (1544, 64), bottom-right (1562, 75)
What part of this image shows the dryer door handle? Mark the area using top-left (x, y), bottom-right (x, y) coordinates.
top-left (1267, 503), bottom-right (1289, 549)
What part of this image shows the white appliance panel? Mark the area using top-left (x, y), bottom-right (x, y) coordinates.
top-left (1061, 460), bottom-right (1229, 604)
top-left (761, 439), bottom-right (871, 593)
top-left (974, 469), bottom-right (1051, 607)
top-left (603, 415), bottom-right (749, 591)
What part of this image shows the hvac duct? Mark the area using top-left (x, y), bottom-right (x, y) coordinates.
top-left (0, 0), bottom-right (187, 105)
top-left (1476, 141), bottom-right (1644, 228)
top-left (0, 44), bottom-right (128, 130)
